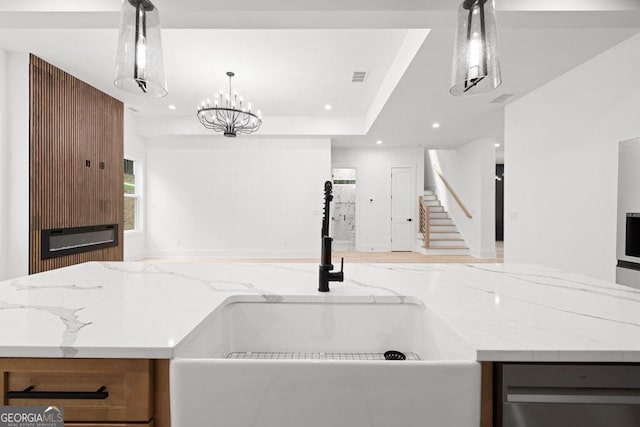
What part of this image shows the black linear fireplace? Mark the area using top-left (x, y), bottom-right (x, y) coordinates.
top-left (626, 213), bottom-right (640, 258)
top-left (41, 224), bottom-right (118, 260)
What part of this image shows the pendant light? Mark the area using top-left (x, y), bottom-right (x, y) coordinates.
top-left (450, 0), bottom-right (502, 96)
top-left (114, 0), bottom-right (167, 97)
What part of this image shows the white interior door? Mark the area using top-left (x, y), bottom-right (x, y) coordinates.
top-left (391, 167), bottom-right (415, 251)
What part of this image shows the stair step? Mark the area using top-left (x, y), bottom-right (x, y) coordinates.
top-left (429, 206), bottom-right (445, 213)
top-left (429, 240), bottom-right (467, 247)
top-left (423, 195), bottom-right (437, 202)
top-left (428, 232), bottom-right (461, 239)
top-left (424, 190), bottom-right (435, 196)
top-left (429, 212), bottom-right (450, 219)
top-left (430, 225), bottom-right (457, 232)
top-left (430, 219), bottom-right (453, 226)
top-left (424, 200), bottom-right (441, 207)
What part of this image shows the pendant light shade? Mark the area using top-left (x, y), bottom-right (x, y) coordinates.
top-left (450, 0), bottom-right (502, 96)
top-left (114, 0), bottom-right (167, 97)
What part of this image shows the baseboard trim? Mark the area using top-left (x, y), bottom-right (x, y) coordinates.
top-left (470, 249), bottom-right (498, 259)
top-left (355, 245), bottom-right (392, 252)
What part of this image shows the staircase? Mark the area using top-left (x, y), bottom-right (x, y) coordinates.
top-left (419, 190), bottom-right (469, 255)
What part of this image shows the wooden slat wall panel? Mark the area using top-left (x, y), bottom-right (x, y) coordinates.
top-left (29, 55), bottom-right (124, 274)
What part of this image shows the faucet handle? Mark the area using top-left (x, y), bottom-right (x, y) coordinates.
top-left (336, 257), bottom-right (345, 282)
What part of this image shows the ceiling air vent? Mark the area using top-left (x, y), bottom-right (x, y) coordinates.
top-left (127, 106), bottom-right (140, 113)
top-left (490, 93), bottom-right (515, 104)
top-left (352, 71), bottom-right (368, 83)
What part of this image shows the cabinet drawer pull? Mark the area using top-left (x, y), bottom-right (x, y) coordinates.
top-left (6, 385), bottom-right (109, 400)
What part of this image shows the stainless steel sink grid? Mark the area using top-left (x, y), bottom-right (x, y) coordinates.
top-left (226, 351), bottom-right (421, 360)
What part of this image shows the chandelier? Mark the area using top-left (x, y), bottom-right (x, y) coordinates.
top-left (197, 72), bottom-right (263, 137)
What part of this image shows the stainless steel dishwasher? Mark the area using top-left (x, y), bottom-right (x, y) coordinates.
top-left (497, 363), bottom-right (640, 427)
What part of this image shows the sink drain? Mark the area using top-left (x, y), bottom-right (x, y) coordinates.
top-left (383, 350), bottom-right (406, 360)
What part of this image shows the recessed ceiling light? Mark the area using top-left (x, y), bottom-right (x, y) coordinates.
top-left (168, 104), bottom-right (176, 110)
top-left (432, 122), bottom-right (440, 129)
top-left (324, 104), bottom-right (332, 111)
top-left (494, 143), bottom-right (501, 147)
top-left (376, 140), bottom-right (383, 145)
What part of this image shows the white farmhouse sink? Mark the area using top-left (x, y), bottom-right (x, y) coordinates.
top-left (171, 298), bottom-right (480, 427)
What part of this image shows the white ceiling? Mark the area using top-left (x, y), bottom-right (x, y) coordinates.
top-left (0, 1), bottom-right (639, 150)
top-left (333, 27), bottom-right (639, 148)
top-left (0, 29), bottom-right (410, 118)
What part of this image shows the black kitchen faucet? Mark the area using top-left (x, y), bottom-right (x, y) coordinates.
top-left (319, 180), bottom-right (344, 292)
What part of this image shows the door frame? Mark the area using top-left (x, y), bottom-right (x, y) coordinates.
top-left (331, 165), bottom-right (358, 250)
top-left (390, 166), bottom-right (416, 251)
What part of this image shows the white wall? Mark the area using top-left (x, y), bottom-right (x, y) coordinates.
top-left (0, 52), bottom-right (29, 280)
top-left (427, 139), bottom-right (496, 258)
top-left (331, 147), bottom-right (424, 252)
top-left (0, 49), bottom-right (7, 279)
top-left (505, 33), bottom-right (640, 281)
top-left (123, 111), bottom-right (147, 261)
top-left (145, 137), bottom-right (331, 257)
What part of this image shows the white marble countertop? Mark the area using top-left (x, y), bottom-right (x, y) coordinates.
top-left (0, 261), bottom-right (639, 362)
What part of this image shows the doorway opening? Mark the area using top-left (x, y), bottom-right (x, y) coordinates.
top-left (332, 168), bottom-right (357, 251)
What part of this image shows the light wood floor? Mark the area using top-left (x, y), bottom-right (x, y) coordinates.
top-left (141, 249), bottom-right (503, 264)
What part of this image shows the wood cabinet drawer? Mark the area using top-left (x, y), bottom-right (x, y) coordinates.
top-left (2, 359), bottom-right (153, 423)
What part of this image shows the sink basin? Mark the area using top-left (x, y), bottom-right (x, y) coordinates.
top-left (171, 298), bottom-right (480, 427)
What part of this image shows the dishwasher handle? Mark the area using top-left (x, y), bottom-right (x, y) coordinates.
top-left (507, 387), bottom-right (640, 405)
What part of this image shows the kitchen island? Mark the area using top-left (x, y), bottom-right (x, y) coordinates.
top-left (0, 261), bottom-right (639, 426)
